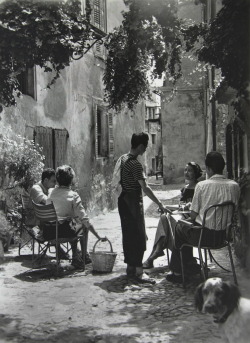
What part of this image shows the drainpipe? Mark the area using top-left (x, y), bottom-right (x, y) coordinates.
top-left (211, 65), bottom-right (216, 151)
top-left (211, 0), bottom-right (216, 151)
top-left (205, 0), bottom-right (216, 153)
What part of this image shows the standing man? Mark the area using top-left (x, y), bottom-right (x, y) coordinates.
top-left (166, 151), bottom-right (240, 283)
top-left (118, 132), bottom-right (165, 282)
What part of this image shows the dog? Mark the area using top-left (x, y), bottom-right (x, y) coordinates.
top-left (194, 277), bottom-right (250, 343)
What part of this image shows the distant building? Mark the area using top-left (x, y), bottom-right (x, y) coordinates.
top-left (160, 0), bottom-right (249, 183)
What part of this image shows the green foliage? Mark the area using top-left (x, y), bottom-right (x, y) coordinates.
top-left (0, 131), bottom-right (45, 191)
top-left (104, 0), bottom-right (182, 111)
top-left (182, 0), bottom-right (250, 101)
top-left (0, 0), bottom-right (98, 107)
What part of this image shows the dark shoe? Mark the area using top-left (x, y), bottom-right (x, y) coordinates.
top-left (85, 253), bottom-right (92, 265)
top-left (71, 257), bottom-right (84, 269)
top-left (126, 265), bottom-right (136, 277)
top-left (166, 272), bottom-right (183, 283)
top-left (142, 259), bottom-right (154, 269)
top-left (187, 263), bottom-right (201, 275)
top-left (58, 246), bottom-right (70, 260)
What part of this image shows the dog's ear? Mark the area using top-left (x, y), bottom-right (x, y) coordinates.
top-left (194, 283), bottom-right (204, 311)
top-left (222, 281), bottom-right (241, 313)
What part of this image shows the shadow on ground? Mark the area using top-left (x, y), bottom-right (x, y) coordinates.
top-left (13, 257), bottom-right (93, 282)
top-left (0, 314), bottom-right (141, 343)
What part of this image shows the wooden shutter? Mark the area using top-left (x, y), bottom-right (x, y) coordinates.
top-left (34, 127), bottom-right (53, 168)
top-left (91, 0), bottom-right (106, 31)
top-left (54, 129), bottom-right (68, 168)
top-left (108, 112), bottom-right (114, 157)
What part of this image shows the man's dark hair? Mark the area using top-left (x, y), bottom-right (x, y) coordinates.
top-left (131, 132), bottom-right (149, 149)
top-left (205, 151), bottom-right (225, 174)
top-left (56, 165), bottom-right (75, 186)
top-left (41, 168), bottom-right (55, 182)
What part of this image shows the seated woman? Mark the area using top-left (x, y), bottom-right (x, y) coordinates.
top-left (46, 165), bottom-right (106, 269)
top-left (143, 161), bottom-right (202, 269)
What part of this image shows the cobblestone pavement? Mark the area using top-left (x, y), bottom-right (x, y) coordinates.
top-left (0, 184), bottom-right (249, 343)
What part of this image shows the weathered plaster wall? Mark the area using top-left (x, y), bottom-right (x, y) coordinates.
top-left (1, 0), bottom-right (140, 215)
top-left (161, 89), bottom-right (206, 183)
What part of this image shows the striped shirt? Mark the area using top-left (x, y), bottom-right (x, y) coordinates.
top-left (120, 153), bottom-right (146, 192)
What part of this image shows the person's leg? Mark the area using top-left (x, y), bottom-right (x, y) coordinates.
top-left (167, 223), bottom-right (202, 281)
top-left (143, 214), bottom-right (169, 268)
top-left (143, 237), bottom-right (166, 268)
top-left (169, 224), bottom-right (194, 270)
top-left (119, 193), bottom-right (147, 275)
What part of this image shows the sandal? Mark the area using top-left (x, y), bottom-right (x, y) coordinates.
top-left (133, 273), bottom-right (156, 284)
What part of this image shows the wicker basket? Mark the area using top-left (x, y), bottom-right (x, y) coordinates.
top-left (90, 238), bottom-right (117, 273)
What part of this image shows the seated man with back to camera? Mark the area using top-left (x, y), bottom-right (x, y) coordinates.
top-left (46, 165), bottom-right (106, 269)
top-left (165, 151), bottom-right (240, 283)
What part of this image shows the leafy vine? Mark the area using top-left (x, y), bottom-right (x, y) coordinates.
top-left (0, 0), bottom-right (103, 107)
top-left (103, 0), bottom-right (183, 111)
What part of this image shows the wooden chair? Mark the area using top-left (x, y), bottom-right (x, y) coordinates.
top-left (32, 200), bottom-right (87, 274)
top-left (178, 201), bottom-right (237, 286)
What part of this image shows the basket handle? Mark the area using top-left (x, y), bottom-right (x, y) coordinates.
top-left (93, 238), bottom-right (113, 253)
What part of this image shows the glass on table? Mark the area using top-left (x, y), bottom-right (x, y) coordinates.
top-left (179, 201), bottom-right (186, 212)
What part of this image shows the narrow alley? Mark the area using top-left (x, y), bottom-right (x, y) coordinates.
top-left (0, 184), bottom-right (249, 343)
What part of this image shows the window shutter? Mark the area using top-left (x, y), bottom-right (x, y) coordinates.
top-left (91, 0), bottom-right (105, 31)
top-left (93, 0), bottom-right (100, 29)
top-left (108, 112), bottom-right (114, 157)
top-left (34, 127), bottom-right (53, 168)
top-left (54, 129), bottom-right (68, 168)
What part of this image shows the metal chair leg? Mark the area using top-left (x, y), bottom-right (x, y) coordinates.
top-left (80, 228), bottom-right (88, 271)
top-left (204, 249), bottom-right (209, 278)
top-left (198, 248), bottom-right (206, 281)
top-left (180, 248), bottom-right (185, 287)
top-left (166, 249), bottom-right (170, 265)
top-left (227, 244), bottom-right (238, 285)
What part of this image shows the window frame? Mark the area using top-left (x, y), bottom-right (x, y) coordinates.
top-left (93, 101), bottom-right (113, 159)
top-left (17, 67), bottom-right (37, 100)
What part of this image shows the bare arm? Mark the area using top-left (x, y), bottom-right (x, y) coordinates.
top-left (138, 179), bottom-right (165, 212)
top-left (30, 185), bottom-right (47, 204)
top-left (72, 193), bottom-right (104, 240)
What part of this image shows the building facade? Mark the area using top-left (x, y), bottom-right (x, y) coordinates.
top-left (0, 0), bottom-right (149, 214)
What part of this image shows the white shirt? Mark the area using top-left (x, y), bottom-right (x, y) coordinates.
top-left (29, 181), bottom-right (48, 205)
top-left (191, 174), bottom-right (240, 230)
top-left (46, 186), bottom-right (91, 228)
